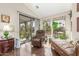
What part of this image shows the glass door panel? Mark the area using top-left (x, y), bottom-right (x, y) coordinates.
top-left (20, 23), bottom-right (26, 43)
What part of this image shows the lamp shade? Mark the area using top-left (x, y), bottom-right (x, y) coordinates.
top-left (3, 24), bottom-right (13, 31)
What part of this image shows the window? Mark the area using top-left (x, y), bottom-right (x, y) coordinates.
top-left (52, 16), bottom-right (67, 40)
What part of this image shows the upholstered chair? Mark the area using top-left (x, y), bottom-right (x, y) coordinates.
top-left (32, 30), bottom-right (45, 48)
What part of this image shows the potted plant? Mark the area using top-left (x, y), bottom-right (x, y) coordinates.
top-left (3, 31), bottom-right (9, 39)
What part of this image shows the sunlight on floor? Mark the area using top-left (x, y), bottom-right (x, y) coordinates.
top-left (20, 42), bottom-right (53, 56)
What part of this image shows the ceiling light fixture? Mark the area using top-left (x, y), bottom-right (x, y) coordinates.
top-left (35, 5), bottom-right (39, 9)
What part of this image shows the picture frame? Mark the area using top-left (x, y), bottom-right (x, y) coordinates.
top-left (1, 15), bottom-right (10, 23)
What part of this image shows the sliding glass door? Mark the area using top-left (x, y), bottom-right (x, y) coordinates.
top-left (19, 14), bottom-right (40, 44)
top-left (25, 21), bottom-right (32, 41)
top-left (20, 22), bottom-right (34, 43)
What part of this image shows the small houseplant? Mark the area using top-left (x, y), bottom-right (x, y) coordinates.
top-left (3, 31), bottom-right (9, 39)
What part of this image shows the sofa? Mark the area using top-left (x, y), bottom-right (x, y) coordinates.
top-left (51, 40), bottom-right (79, 56)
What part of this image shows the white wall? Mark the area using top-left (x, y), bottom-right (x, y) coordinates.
top-left (0, 3), bottom-right (38, 48)
top-left (72, 4), bottom-right (79, 41)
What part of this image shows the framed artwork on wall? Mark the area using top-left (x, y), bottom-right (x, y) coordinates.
top-left (1, 15), bottom-right (10, 23)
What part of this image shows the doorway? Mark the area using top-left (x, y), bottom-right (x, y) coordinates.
top-left (19, 13), bottom-right (40, 44)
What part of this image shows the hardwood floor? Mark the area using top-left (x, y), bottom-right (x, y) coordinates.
top-left (1, 48), bottom-right (20, 56)
top-left (1, 42), bottom-right (59, 56)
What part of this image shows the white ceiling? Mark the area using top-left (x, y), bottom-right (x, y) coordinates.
top-left (24, 3), bottom-right (72, 18)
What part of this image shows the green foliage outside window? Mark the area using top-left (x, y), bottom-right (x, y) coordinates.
top-left (52, 21), bottom-right (67, 40)
top-left (43, 21), bottom-right (51, 33)
top-left (52, 21), bottom-right (59, 31)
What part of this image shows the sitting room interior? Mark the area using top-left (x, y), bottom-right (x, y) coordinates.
top-left (0, 3), bottom-right (79, 56)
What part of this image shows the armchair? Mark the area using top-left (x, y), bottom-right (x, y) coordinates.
top-left (32, 30), bottom-right (45, 48)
